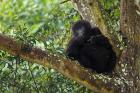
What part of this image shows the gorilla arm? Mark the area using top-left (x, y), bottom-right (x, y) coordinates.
top-left (66, 37), bottom-right (85, 60)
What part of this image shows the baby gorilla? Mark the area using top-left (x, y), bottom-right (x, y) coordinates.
top-left (66, 20), bottom-right (116, 73)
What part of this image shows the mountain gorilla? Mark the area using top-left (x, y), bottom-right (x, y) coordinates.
top-left (66, 20), bottom-right (116, 73)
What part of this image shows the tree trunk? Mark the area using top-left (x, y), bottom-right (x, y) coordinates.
top-left (119, 0), bottom-right (140, 92)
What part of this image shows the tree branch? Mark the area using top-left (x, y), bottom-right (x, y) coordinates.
top-left (0, 34), bottom-right (123, 93)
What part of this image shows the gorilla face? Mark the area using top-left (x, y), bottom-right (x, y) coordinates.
top-left (72, 20), bottom-right (92, 40)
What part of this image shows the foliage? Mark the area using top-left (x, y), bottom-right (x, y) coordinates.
top-left (99, 0), bottom-right (125, 50)
top-left (99, 0), bottom-right (120, 31)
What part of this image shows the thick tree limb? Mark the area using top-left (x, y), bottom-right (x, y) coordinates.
top-left (0, 34), bottom-right (124, 93)
top-left (71, 0), bottom-right (120, 56)
top-left (116, 0), bottom-right (140, 92)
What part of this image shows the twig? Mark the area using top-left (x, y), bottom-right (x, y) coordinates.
top-left (60, 0), bottom-right (70, 4)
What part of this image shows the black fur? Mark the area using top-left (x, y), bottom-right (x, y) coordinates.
top-left (66, 20), bottom-right (116, 73)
